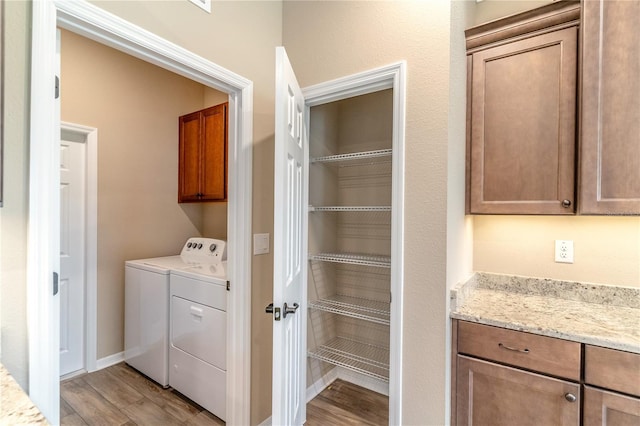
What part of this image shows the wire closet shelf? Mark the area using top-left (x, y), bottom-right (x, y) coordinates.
top-left (308, 253), bottom-right (391, 268)
top-left (309, 295), bottom-right (390, 325)
top-left (308, 337), bottom-right (390, 382)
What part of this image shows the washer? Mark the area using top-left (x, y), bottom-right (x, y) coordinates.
top-left (169, 243), bottom-right (228, 421)
top-left (124, 237), bottom-right (226, 388)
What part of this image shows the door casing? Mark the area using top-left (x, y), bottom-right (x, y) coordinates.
top-left (301, 62), bottom-right (406, 425)
top-left (30, 1), bottom-right (253, 424)
top-left (59, 122), bottom-right (98, 379)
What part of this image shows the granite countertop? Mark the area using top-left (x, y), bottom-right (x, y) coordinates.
top-left (451, 273), bottom-right (640, 354)
top-left (0, 364), bottom-right (48, 425)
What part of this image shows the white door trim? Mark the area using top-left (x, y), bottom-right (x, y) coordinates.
top-left (302, 61), bottom-right (406, 426)
top-left (30, 1), bottom-right (253, 424)
top-left (61, 122), bottom-right (98, 375)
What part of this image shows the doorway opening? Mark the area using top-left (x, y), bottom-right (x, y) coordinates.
top-left (30, 2), bottom-right (252, 424)
top-left (59, 122), bottom-right (97, 379)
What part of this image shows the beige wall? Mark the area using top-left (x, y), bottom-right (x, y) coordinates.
top-left (0, 0), bottom-right (31, 389)
top-left (87, 2), bottom-right (282, 423)
top-left (473, 0), bottom-right (554, 25)
top-left (284, 2), bottom-right (470, 423)
top-left (474, 216), bottom-right (640, 287)
top-left (61, 29), bottom-right (232, 357)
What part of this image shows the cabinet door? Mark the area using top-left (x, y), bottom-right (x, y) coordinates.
top-left (584, 386), bottom-right (640, 426)
top-left (178, 111), bottom-right (202, 202)
top-left (469, 27), bottom-right (577, 214)
top-left (579, 0), bottom-right (640, 214)
top-left (201, 103), bottom-right (227, 201)
top-left (456, 355), bottom-right (580, 426)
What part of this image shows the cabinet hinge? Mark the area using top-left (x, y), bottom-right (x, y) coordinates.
top-left (226, 280), bottom-right (230, 291)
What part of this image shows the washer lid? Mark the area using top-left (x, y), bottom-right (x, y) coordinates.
top-left (171, 261), bottom-right (227, 285)
top-left (125, 255), bottom-right (187, 273)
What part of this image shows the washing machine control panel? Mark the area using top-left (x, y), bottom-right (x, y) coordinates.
top-left (180, 238), bottom-right (227, 264)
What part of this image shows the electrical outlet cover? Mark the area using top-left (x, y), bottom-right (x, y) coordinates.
top-left (555, 240), bottom-right (574, 264)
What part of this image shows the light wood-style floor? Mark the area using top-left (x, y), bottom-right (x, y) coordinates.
top-left (60, 363), bottom-right (224, 425)
top-left (306, 379), bottom-right (389, 425)
top-left (61, 364), bottom-right (388, 425)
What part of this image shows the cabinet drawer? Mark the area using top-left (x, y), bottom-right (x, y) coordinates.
top-left (585, 345), bottom-right (640, 397)
top-left (457, 321), bottom-right (581, 380)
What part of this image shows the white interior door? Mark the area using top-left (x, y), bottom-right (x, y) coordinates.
top-left (59, 137), bottom-right (86, 376)
top-left (272, 46), bottom-right (308, 425)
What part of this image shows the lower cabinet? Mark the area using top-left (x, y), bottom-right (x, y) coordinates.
top-left (583, 386), bottom-right (640, 426)
top-left (457, 355), bottom-right (580, 426)
top-left (453, 320), bottom-right (640, 426)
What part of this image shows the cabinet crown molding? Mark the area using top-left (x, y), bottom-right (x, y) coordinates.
top-left (465, 0), bottom-right (580, 52)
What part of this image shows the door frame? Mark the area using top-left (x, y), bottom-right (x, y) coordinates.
top-left (302, 61), bottom-right (406, 425)
top-left (30, 1), bottom-right (253, 424)
top-left (60, 122), bottom-right (98, 377)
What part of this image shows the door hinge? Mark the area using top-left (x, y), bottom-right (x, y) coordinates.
top-left (55, 75), bottom-right (60, 99)
top-left (226, 280), bottom-right (230, 291)
top-left (53, 272), bottom-right (59, 296)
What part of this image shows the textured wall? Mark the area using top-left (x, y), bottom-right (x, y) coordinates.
top-left (0, 0), bottom-right (31, 390)
top-left (60, 29), bottom-right (220, 358)
top-left (283, 2), bottom-right (470, 423)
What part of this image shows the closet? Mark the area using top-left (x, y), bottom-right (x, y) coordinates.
top-left (306, 89), bottom-right (393, 397)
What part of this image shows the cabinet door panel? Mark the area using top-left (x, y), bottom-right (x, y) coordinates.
top-left (179, 112), bottom-right (202, 202)
top-left (470, 27), bottom-right (577, 214)
top-left (456, 355), bottom-right (580, 426)
top-left (580, 0), bottom-right (640, 214)
top-left (584, 386), bottom-right (640, 426)
top-left (201, 104), bottom-right (227, 201)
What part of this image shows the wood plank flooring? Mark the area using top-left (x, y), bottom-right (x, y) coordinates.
top-left (60, 363), bottom-right (224, 425)
top-left (62, 364), bottom-right (387, 425)
top-left (306, 379), bottom-right (389, 425)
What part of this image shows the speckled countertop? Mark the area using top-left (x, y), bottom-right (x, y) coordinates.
top-left (0, 364), bottom-right (48, 425)
top-left (451, 273), bottom-right (640, 354)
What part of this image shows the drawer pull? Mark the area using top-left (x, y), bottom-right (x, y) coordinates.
top-left (498, 343), bottom-right (530, 354)
top-left (564, 393), bottom-right (576, 403)
top-left (190, 306), bottom-right (204, 317)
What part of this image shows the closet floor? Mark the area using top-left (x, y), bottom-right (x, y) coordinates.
top-left (306, 379), bottom-right (389, 425)
top-left (60, 363), bottom-right (224, 426)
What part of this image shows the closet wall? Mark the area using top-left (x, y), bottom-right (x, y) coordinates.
top-left (307, 90), bottom-right (393, 395)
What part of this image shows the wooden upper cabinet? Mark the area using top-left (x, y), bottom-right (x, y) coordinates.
top-left (466, 1), bottom-right (580, 214)
top-left (179, 102), bottom-right (228, 203)
top-left (579, 0), bottom-right (640, 214)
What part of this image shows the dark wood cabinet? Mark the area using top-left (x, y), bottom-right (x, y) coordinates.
top-left (178, 102), bottom-right (228, 203)
top-left (465, 2), bottom-right (580, 215)
top-left (453, 320), bottom-right (640, 426)
top-left (579, 0), bottom-right (640, 214)
top-left (584, 345), bottom-right (640, 425)
top-left (465, 0), bottom-right (640, 215)
top-left (457, 355), bottom-right (580, 426)
top-left (583, 386), bottom-right (640, 426)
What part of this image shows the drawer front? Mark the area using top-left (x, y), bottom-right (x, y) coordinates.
top-left (457, 321), bottom-right (581, 380)
top-left (585, 345), bottom-right (640, 397)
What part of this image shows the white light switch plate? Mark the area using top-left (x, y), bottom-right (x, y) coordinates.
top-left (555, 240), bottom-right (574, 263)
top-left (253, 233), bottom-right (270, 255)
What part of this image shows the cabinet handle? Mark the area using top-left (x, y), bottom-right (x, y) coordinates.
top-left (561, 199), bottom-right (572, 208)
top-left (498, 343), bottom-right (530, 354)
top-left (564, 393), bottom-right (577, 403)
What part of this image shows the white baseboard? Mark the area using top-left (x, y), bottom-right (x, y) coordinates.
top-left (95, 351), bottom-right (125, 371)
top-left (60, 369), bottom-right (87, 382)
top-left (336, 367), bottom-right (389, 397)
top-left (257, 415), bottom-right (272, 426)
top-left (306, 368), bottom-right (339, 402)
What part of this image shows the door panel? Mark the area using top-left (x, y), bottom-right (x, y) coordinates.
top-left (60, 139), bottom-right (86, 376)
top-left (273, 46), bottom-right (307, 426)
